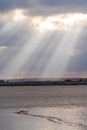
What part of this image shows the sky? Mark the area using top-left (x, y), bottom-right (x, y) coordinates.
top-left (0, 0), bottom-right (87, 79)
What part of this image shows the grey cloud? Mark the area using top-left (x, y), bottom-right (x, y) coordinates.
top-left (65, 27), bottom-right (87, 73)
top-left (0, 0), bottom-right (35, 13)
top-left (66, 52), bottom-right (87, 73)
top-left (39, 0), bottom-right (87, 12)
top-left (39, 0), bottom-right (85, 6)
top-left (0, 0), bottom-right (87, 16)
top-left (66, 36), bottom-right (87, 73)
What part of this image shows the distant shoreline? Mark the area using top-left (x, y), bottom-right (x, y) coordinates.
top-left (0, 80), bottom-right (87, 86)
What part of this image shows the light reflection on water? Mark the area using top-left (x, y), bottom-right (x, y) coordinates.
top-left (0, 107), bottom-right (87, 130)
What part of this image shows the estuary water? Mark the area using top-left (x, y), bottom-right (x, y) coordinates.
top-left (0, 85), bottom-right (87, 130)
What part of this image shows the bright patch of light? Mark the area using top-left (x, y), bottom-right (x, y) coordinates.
top-left (33, 13), bottom-right (87, 31)
top-left (0, 46), bottom-right (7, 49)
top-left (59, 13), bottom-right (87, 26)
top-left (67, 48), bottom-right (79, 56)
top-left (38, 21), bottom-right (54, 30)
top-left (13, 10), bottom-right (26, 21)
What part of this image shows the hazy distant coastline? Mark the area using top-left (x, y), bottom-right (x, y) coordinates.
top-left (0, 79), bottom-right (87, 86)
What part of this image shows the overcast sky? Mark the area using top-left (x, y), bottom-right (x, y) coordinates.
top-left (0, 0), bottom-right (87, 79)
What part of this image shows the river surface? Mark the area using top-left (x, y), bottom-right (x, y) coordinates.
top-left (0, 85), bottom-right (87, 130)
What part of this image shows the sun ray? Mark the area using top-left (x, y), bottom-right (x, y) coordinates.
top-left (26, 31), bottom-right (59, 74)
top-left (1, 12), bottom-right (87, 78)
top-left (29, 32), bottom-right (63, 76)
top-left (42, 26), bottom-right (82, 77)
top-left (2, 30), bottom-right (47, 77)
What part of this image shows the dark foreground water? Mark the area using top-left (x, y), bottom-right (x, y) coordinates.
top-left (0, 85), bottom-right (87, 130)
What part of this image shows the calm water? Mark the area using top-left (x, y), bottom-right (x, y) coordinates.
top-left (0, 85), bottom-right (87, 108)
top-left (0, 85), bottom-right (87, 130)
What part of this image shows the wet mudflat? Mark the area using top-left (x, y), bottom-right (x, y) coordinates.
top-left (0, 85), bottom-right (87, 130)
top-left (0, 107), bottom-right (87, 130)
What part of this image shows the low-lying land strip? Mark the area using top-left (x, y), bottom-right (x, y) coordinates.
top-left (0, 80), bottom-right (87, 86)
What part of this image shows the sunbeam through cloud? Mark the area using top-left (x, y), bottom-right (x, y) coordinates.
top-left (0, 0), bottom-right (87, 79)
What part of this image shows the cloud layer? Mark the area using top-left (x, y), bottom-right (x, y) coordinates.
top-left (0, 0), bottom-right (87, 15)
top-left (0, 0), bottom-right (87, 78)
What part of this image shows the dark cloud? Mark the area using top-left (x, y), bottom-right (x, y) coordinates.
top-left (65, 26), bottom-right (87, 73)
top-left (33, 0), bottom-right (87, 16)
top-left (0, 0), bottom-right (87, 16)
top-left (40, 0), bottom-right (85, 6)
top-left (0, 0), bottom-right (34, 13)
top-left (39, 0), bottom-right (87, 13)
top-left (66, 52), bottom-right (87, 73)
top-left (66, 40), bottom-right (87, 73)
